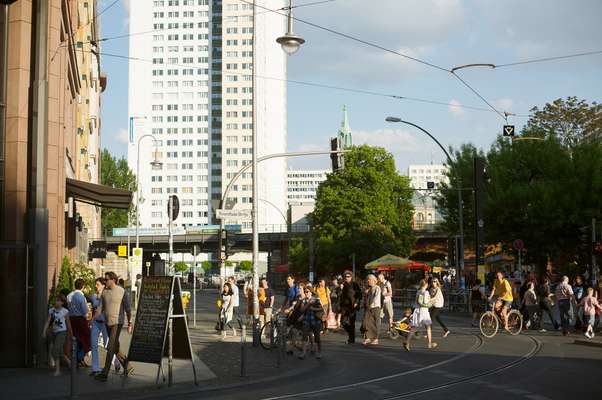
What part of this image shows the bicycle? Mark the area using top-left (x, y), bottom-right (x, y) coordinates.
top-left (479, 300), bottom-right (523, 338)
top-left (259, 311), bottom-right (303, 351)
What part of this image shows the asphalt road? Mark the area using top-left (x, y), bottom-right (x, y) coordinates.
top-left (174, 299), bottom-right (602, 400)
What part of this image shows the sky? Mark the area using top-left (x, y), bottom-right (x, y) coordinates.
top-left (98, 0), bottom-right (602, 173)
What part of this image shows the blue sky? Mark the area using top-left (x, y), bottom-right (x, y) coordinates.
top-left (99, 0), bottom-right (602, 172)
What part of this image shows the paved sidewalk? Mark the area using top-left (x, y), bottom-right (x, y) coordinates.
top-left (0, 289), bottom-right (315, 400)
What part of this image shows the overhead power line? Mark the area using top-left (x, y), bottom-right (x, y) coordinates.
top-left (96, 50), bottom-right (529, 117)
top-left (495, 50), bottom-right (602, 68)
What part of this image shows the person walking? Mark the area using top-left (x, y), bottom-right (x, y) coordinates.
top-left (429, 278), bottom-right (450, 337)
top-left (340, 271), bottom-right (362, 344)
top-left (42, 294), bottom-right (73, 376)
top-left (94, 271), bottom-right (126, 382)
top-left (522, 282), bottom-right (545, 332)
top-left (258, 278), bottom-right (274, 335)
top-left (227, 276), bottom-right (242, 329)
top-left (404, 279), bottom-right (437, 351)
top-left (281, 274), bottom-right (300, 313)
top-left (573, 275), bottom-right (585, 331)
top-left (113, 278), bottom-right (133, 374)
top-left (578, 287), bottom-right (602, 339)
top-left (90, 278), bottom-right (108, 376)
top-left (556, 275), bottom-right (575, 336)
top-left (537, 277), bottom-right (559, 330)
top-left (220, 282), bottom-right (235, 339)
top-left (377, 273), bottom-right (394, 329)
top-left (329, 277), bottom-right (342, 328)
top-left (298, 286), bottom-right (323, 359)
top-left (315, 279), bottom-right (331, 332)
top-left (362, 274), bottom-right (381, 345)
top-left (470, 279), bottom-right (486, 327)
top-left (67, 278), bottom-right (91, 367)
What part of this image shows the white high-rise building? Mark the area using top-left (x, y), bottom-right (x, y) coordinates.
top-left (407, 164), bottom-right (448, 227)
top-left (286, 170), bottom-right (328, 204)
top-left (128, 0), bottom-right (288, 235)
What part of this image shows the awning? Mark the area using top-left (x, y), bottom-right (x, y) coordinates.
top-left (66, 178), bottom-right (132, 209)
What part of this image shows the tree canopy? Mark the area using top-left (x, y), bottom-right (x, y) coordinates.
top-left (100, 149), bottom-right (137, 234)
top-left (307, 145), bottom-right (415, 275)
top-left (436, 97), bottom-right (602, 272)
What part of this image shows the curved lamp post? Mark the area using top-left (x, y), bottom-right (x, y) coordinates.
top-left (135, 134), bottom-right (163, 249)
top-left (385, 116), bottom-right (465, 271)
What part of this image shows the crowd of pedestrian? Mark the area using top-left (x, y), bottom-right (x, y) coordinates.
top-left (42, 271), bottom-right (133, 379)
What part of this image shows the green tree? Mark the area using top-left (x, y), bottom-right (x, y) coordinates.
top-left (174, 261), bottom-right (189, 273)
top-left (526, 97), bottom-right (602, 147)
top-left (100, 149), bottom-right (137, 234)
top-left (289, 238), bottom-right (309, 274)
top-left (55, 256), bottom-right (73, 299)
top-left (71, 262), bottom-right (96, 296)
top-left (238, 260), bottom-right (253, 272)
top-left (201, 261), bottom-right (212, 275)
top-left (436, 97), bottom-right (602, 272)
top-left (311, 145), bottom-right (415, 274)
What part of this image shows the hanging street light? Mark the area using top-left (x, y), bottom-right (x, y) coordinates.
top-left (276, 0), bottom-right (305, 55)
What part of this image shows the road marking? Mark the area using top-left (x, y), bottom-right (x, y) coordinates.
top-left (261, 334), bottom-right (483, 400)
top-left (506, 388), bottom-right (530, 395)
top-left (525, 395), bottom-right (551, 400)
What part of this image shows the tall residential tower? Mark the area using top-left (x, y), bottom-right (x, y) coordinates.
top-left (128, 0), bottom-right (288, 234)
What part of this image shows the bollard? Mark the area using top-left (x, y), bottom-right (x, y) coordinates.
top-left (240, 325), bottom-right (246, 377)
top-left (275, 321), bottom-right (282, 367)
top-left (70, 336), bottom-right (77, 399)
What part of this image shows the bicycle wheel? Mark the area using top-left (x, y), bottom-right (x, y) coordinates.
top-left (260, 321), bottom-right (275, 350)
top-left (480, 311), bottom-right (499, 338)
top-left (506, 310), bottom-right (523, 335)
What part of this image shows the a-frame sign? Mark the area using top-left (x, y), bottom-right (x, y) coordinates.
top-left (127, 276), bottom-right (197, 386)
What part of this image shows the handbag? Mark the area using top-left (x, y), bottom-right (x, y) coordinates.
top-left (326, 312), bottom-right (338, 329)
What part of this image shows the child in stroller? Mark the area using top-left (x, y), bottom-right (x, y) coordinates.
top-left (388, 307), bottom-right (422, 339)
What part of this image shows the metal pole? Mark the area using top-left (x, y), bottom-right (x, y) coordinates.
top-left (193, 245), bottom-right (197, 328)
top-left (70, 336), bottom-right (77, 398)
top-left (592, 218), bottom-right (597, 284)
top-left (240, 325), bottom-right (246, 377)
top-left (135, 125), bottom-right (141, 249)
top-left (251, 1), bottom-right (260, 346)
top-left (396, 120), bottom-right (465, 271)
top-left (168, 317), bottom-right (173, 386)
top-left (168, 197), bottom-right (173, 276)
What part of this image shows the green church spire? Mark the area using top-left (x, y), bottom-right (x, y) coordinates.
top-left (338, 105), bottom-right (353, 148)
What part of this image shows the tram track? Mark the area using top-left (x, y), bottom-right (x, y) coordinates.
top-left (263, 333), bottom-right (542, 400)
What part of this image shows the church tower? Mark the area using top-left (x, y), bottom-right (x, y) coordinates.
top-left (338, 105), bottom-right (353, 148)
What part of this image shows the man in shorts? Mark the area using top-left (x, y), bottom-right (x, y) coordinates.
top-left (488, 271), bottom-right (513, 331)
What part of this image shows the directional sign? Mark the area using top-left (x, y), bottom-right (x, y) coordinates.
top-left (503, 125), bottom-right (515, 137)
top-left (216, 209), bottom-right (252, 220)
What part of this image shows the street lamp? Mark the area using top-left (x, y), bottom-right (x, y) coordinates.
top-left (276, 0), bottom-right (306, 55)
top-left (385, 116), bottom-right (465, 271)
top-left (135, 134), bottom-right (163, 250)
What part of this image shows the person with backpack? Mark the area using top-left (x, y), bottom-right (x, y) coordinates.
top-left (329, 276), bottom-right (342, 329)
top-left (281, 274), bottom-right (300, 314)
top-left (378, 273), bottom-right (394, 328)
top-left (315, 279), bottom-right (331, 332)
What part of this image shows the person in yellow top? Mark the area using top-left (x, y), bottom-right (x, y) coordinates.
top-left (315, 279), bottom-right (331, 331)
top-left (488, 271), bottom-right (513, 331)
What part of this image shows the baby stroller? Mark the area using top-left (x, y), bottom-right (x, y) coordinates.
top-left (388, 312), bottom-right (422, 340)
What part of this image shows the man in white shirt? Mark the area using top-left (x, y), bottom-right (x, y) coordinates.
top-left (228, 276), bottom-right (242, 328)
top-left (377, 273), bottom-right (394, 328)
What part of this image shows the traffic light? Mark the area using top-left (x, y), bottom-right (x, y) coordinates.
top-left (330, 137), bottom-right (344, 172)
top-left (578, 225), bottom-right (592, 254)
top-left (447, 236), bottom-right (458, 268)
top-left (474, 157), bottom-right (486, 265)
top-left (427, 181), bottom-right (435, 190)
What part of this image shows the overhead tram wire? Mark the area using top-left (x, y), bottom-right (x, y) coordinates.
top-left (236, 0), bottom-right (450, 73)
top-left (95, 49), bottom-right (529, 117)
top-left (50, 0), bottom-right (122, 63)
top-left (494, 49), bottom-right (602, 68)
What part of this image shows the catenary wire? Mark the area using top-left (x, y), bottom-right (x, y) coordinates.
top-left (97, 50), bottom-right (529, 117)
top-left (495, 50), bottom-right (602, 68)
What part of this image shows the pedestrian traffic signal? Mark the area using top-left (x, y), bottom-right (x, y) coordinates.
top-left (330, 137), bottom-right (344, 172)
top-left (577, 225), bottom-right (592, 254)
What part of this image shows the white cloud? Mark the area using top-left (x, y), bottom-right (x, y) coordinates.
top-left (115, 128), bottom-right (129, 144)
top-left (448, 99), bottom-right (465, 117)
top-left (492, 98), bottom-right (514, 113)
top-left (289, 0), bottom-right (465, 84)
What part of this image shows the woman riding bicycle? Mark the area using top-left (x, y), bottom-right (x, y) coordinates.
top-left (488, 271), bottom-right (513, 331)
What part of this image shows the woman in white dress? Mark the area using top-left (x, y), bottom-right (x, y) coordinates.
top-left (404, 279), bottom-right (437, 351)
top-left (220, 283), bottom-right (235, 339)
